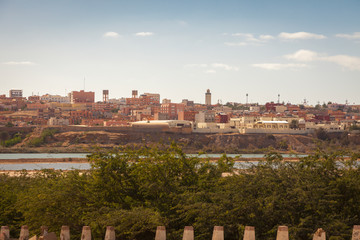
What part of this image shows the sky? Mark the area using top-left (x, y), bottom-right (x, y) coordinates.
top-left (0, 0), bottom-right (359, 105)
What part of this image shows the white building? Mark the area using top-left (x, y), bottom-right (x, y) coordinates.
top-left (48, 117), bottom-right (69, 126)
top-left (195, 111), bottom-right (215, 123)
top-left (9, 89), bottom-right (23, 98)
top-left (41, 94), bottom-right (70, 103)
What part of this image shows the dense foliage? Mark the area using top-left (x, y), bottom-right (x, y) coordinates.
top-left (1, 145), bottom-right (360, 240)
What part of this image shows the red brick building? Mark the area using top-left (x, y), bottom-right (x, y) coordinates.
top-left (160, 103), bottom-right (185, 120)
top-left (178, 111), bottom-right (199, 122)
top-left (70, 90), bottom-right (95, 104)
top-left (215, 113), bottom-right (229, 123)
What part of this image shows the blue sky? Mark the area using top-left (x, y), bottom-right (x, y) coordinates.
top-left (1, 0), bottom-right (359, 105)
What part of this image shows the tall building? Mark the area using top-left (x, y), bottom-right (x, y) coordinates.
top-left (160, 103), bottom-right (185, 120)
top-left (9, 89), bottom-right (23, 98)
top-left (205, 89), bottom-right (211, 106)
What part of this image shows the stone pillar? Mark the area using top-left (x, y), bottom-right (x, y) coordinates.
top-left (212, 226), bottom-right (224, 240)
top-left (352, 225), bottom-right (360, 240)
top-left (313, 228), bottom-right (326, 240)
top-left (276, 226), bottom-right (289, 240)
top-left (155, 226), bottom-right (166, 240)
top-left (19, 226), bottom-right (29, 240)
top-left (243, 226), bottom-right (255, 240)
top-left (182, 226), bottom-right (194, 240)
top-left (81, 226), bottom-right (91, 240)
top-left (60, 226), bottom-right (70, 240)
top-left (104, 226), bottom-right (115, 240)
top-left (0, 226), bottom-right (10, 240)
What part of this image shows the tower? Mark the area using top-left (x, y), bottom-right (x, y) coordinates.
top-left (132, 90), bottom-right (138, 98)
top-left (103, 90), bottom-right (109, 103)
top-left (205, 89), bottom-right (211, 106)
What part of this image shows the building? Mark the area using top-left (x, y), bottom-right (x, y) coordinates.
top-left (9, 90), bottom-right (23, 98)
top-left (205, 89), bottom-right (211, 106)
top-left (215, 113), bottom-right (230, 123)
top-left (48, 117), bottom-right (69, 126)
top-left (265, 102), bottom-right (283, 112)
top-left (28, 96), bottom-right (40, 102)
top-left (41, 94), bottom-right (70, 103)
top-left (162, 98), bottom-right (171, 104)
top-left (178, 111), bottom-right (199, 122)
top-left (70, 90), bottom-right (95, 104)
top-left (143, 93), bottom-right (160, 103)
top-left (195, 111), bottom-right (216, 123)
top-left (126, 92), bottom-right (160, 106)
top-left (131, 120), bottom-right (192, 133)
top-left (160, 103), bottom-right (185, 120)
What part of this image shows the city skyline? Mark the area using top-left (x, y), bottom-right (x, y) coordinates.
top-left (1, 0), bottom-right (360, 105)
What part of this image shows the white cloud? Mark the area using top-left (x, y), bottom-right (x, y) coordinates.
top-left (279, 32), bottom-right (326, 40)
top-left (224, 42), bottom-right (247, 46)
top-left (135, 32), bottom-right (154, 37)
top-left (228, 33), bottom-right (274, 46)
top-left (204, 69), bottom-right (216, 74)
top-left (232, 33), bottom-right (253, 38)
top-left (232, 33), bottom-right (262, 43)
top-left (103, 32), bottom-right (119, 38)
top-left (284, 49), bottom-right (319, 62)
top-left (335, 32), bottom-right (360, 40)
top-left (3, 61), bottom-right (36, 65)
top-left (284, 49), bottom-right (360, 71)
top-left (259, 35), bottom-right (275, 40)
top-left (324, 55), bottom-right (360, 71)
top-left (252, 63), bottom-right (308, 70)
top-left (212, 63), bottom-right (239, 71)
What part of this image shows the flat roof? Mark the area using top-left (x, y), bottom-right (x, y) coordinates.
top-left (258, 121), bottom-right (288, 124)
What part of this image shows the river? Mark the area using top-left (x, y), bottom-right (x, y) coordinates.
top-left (0, 153), bottom-right (307, 171)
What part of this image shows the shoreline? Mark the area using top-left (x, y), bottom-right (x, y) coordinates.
top-left (0, 157), bottom-right (309, 164)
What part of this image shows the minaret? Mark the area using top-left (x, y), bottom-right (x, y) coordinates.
top-left (205, 89), bottom-right (211, 106)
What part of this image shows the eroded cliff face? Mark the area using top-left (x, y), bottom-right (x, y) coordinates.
top-left (41, 131), bottom-right (318, 153)
top-left (2, 126), bottom-right (358, 153)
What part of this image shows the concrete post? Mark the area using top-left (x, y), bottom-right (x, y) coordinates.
top-left (155, 226), bottom-right (166, 240)
top-left (313, 228), bottom-right (326, 240)
top-left (19, 226), bottom-right (29, 240)
top-left (182, 226), bottom-right (194, 240)
top-left (81, 226), bottom-right (91, 240)
top-left (60, 226), bottom-right (70, 240)
top-left (276, 226), bottom-right (289, 240)
top-left (0, 226), bottom-right (10, 240)
top-left (352, 225), bottom-right (360, 240)
top-left (243, 226), bottom-right (255, 240)
top-left (212, 226), bottom-right (224, 240)
top-left (104, 226), bottom-right (115, 240)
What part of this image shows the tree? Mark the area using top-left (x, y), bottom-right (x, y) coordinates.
top-left (315, 128), bottom-right (329, 141)
top-left (290, 120), bottom-right (299, 129)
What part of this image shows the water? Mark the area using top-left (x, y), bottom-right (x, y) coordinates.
top-left (0, 163), bottom-right (91, 171)
top-left (0, 153), bottom-right (307, 171)
top-left (0, 153), bottom-right (306, 160)
top-left (0, 153), bottom-right (89, 159)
